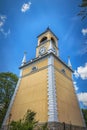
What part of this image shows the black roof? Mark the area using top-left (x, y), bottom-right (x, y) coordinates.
top-left (37, 27), bottom-right (59, 40)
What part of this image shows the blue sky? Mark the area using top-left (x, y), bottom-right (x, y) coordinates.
top-left (0, 0), bottom-right (87, 108)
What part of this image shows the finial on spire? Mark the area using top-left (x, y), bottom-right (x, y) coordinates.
top-left (68, 56), bottom-right (72, 68)
top-left (47, 26), bottom-right (50, 31)
top-left (21, 52), bottom-right (27, 66)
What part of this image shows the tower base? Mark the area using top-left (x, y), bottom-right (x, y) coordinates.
top-left (1, 122), bottom-right (87, 130)
top-left (36, 122), bottom-right (87, 130)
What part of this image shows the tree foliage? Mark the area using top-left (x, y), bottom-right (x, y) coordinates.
top-left (10, 110), bottom-right (38, 130)
top-left (82, 109), bottom-right (87, 126)
top-left (0, 72), bottom-right (18, 128)
top-left (9, 110), bottom-right (49, 130)
top-left (78, 0), bottom-right (87, 20)
top-left (41, 122), bottom-right (49, 130)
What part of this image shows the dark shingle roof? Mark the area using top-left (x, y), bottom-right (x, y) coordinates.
top-left (37, 27), bottom-right (59, 40)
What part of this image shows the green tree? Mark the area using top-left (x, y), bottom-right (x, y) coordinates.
top-left (41, 123), bottom-right (49, 130)
top-left (0, 72), bottom-right (18, 128)
top-left (82, 109), bottom-right (87, 126)
top-left (9, 110), bottom-right (49, 130)
top-left (10, 110), bottom-right (38, 130)
top-left (78, 0), bottom-right (87, 20)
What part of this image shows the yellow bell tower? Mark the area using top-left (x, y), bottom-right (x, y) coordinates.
top-left (3, 27), bottom-right (85, 128)
top-left (36, 27), bottom-right (59, 57)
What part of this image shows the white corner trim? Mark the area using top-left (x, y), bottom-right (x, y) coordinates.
top-left (57, 49), bottom-right (59, 57)
top-left (2, 70), bottom-right (23, 126)
top-left (72, 79), bottom-right (86, 127)
top-left (48, 40), bottom-right (53, 54)
top-left (76, 93), bottom-right (86, 127)
top-left (47, 55), bottom-right (58, 122)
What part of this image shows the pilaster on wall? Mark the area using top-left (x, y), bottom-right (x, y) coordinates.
top-left (47, 54), bottom-right (58, 122)
top-left (2, 70), bottom-right (23, 126)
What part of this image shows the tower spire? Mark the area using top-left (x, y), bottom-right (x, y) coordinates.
top-left (21, 52), bottom-right (27, 66)
top-left (68, 56), bottom-right (72, 68)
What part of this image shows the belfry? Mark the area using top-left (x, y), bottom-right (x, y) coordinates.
top-left (3, 27), bottom-right (85, 127)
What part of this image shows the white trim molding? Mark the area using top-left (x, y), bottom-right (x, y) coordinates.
top-left (48, 40), bottom-right (53, 53)
top-left (47, 55), bottom-right (58, 122)
top-left (2, 70), bottom-right (23, 126)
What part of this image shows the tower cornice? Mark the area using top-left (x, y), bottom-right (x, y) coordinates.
top-left (19, 52), bottom-right (74, 73)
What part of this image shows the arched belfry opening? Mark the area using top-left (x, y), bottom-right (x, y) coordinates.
top-left (40, 36), bottom-right (47, 44)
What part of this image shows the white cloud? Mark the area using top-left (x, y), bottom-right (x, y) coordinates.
top-left (0, 15), bottom-right (7, 22)
top-left (81, 28), bottom-right (87, 36)
top-left (21, 2), bottom-right (31, 12)
top-left (77, 63), bottom-right (87, 80)
top-left (0, 15), bottom-right (6, 27)
top-left (73, 81), bottom-right (79, 91)
top-left (0, 28), bottom-right (10, 37)
top-left (0, 21), bottom-right (4, 27)
top-left (77, 92), bottom-right (87, 106)
top-left (74, 63), bottom-right (87, 80)
top-left (74, 70), bottom-right (79, 78)
top-left (0, 15), bottom-right (10, 37)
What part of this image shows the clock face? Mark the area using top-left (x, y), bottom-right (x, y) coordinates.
top-left (39, 47), bottom-right (46, 55)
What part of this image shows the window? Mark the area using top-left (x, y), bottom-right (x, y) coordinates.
top-left (32, 66), bottom-right (37, 71)
top-left (40, 36), bottom-right (47, 44)
top-left (61, 69), bottom-right (66, 74)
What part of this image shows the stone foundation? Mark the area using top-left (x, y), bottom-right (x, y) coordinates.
top-left (37, 122), bottom-right (87, 130)
top-left (1, 122), bottom-right (87, 130)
